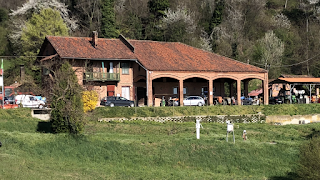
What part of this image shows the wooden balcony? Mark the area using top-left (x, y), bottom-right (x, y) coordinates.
top-left (85, 72), bottom-right (120, 82)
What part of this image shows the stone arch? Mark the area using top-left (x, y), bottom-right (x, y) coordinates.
top-left (134, 75), bottom-right (146, 82)
top-left (151, 74), bottom-right (181, 81)
top-left (239, 75), bottom-right (265, 81)
top-left (211, 75), bottom-right (238, 81)
top-left (181, 74), bottom-right (210, 81)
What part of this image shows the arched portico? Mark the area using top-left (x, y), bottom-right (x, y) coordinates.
top-left (146, 71), bottom-right (268, 106)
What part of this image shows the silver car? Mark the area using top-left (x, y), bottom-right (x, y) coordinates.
top-left (183, 96), bottom-right (205, 106)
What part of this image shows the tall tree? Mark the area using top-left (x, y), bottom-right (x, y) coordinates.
top-left (16, 8), bottom-right (68, 84)
top-left (253, 30), bottom-right (284, 78)
top-left (101, 0), bottom-right (118, 38)
top-left (21, 8), bottom-right (69, 54)
top-left (50, 61), bottom-right (84, 134)
top-left (148, 0), bottom-right (169, 19)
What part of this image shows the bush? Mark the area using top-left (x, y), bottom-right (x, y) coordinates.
top-left (82, 90), bottom-right (99, 113)
top-left (50, 61), bottom-right (85, 134)
top-left (297, 136), bottom-right (320, 180)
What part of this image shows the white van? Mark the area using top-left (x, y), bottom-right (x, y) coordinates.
top-left (15, 95), bottom-right (46, 108)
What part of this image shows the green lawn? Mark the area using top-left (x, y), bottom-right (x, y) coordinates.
top-left (0, 108), bottom-right (318, 179)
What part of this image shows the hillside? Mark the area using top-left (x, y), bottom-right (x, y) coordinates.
top-left (0, 108), bottom-right (320, 179)
top-left (0, 0), bottom-right (320, 85)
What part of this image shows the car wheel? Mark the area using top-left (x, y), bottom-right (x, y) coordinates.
top-left (39, 104), bottom-right (44, 109)
top-left (109, 103), bottom-right (114, 107)
top-left (198, 102), bottom-right (203, 106)
top-left (129, 103), bottom-right (134, 107)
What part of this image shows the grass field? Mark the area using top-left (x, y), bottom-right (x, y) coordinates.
top-left (0, 108), bottom-right (319, 179)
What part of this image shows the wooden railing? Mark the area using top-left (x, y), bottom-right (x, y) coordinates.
top-left (85, 72), bottom-right (120, 81)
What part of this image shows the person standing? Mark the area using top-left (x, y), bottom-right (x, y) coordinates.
top-left (243, 130), bottom-right (247, 140)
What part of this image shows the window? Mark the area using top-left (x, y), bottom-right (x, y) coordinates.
top-left (173, 87), bottom-right (178, 95)
top-left (173, 87), bottom-right (187, 94)
top-left (121, 63), bottom-right (129, 74)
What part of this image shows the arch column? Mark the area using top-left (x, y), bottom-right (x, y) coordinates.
top-left (147, 71), bottom-right (153, 106)
top-left (263, 73), bottom-right (269, 105)
top-left (179, 79), bottom-right (184, 106)
top-left (209, 80), bottom-right (213, 105)
top-left (237, 79), bottom-right (241, 105)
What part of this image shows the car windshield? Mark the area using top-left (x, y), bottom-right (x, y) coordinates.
top-left (119, 97), bottom-right (127, 101)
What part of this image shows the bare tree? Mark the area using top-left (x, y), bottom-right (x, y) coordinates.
top-left (258, 30), bottom-right (284, 69)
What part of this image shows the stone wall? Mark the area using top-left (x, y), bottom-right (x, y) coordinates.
top-left (98, 114), bottom-right (265, 123)
top-left (266, 114), bottom-right (320, 125)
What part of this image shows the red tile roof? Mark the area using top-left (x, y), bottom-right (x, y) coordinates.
top-left (46, 36), bottom-right (136, 60)
top-left (279, 78), bottom-right (320, 83)
top-left (44, 36), bottom-right (266, 73)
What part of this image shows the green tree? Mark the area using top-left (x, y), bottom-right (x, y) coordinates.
top-left (0, 7), bottom-right (8, 56)
top-left (148, 0), bottom-right (169, 19)
top-left (210, 0), bottom-right (224, 33)
top-left (50, 61), bottom-right (84, 134)
top-left (21, 8), bottom-right (68, 54)
top-left (101, 0), bottom-right (118, 38)
top-left (17, 8), bottom-right (69, 84)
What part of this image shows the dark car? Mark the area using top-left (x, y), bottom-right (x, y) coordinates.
top-left (269, 96), bottom-right (283, 105)
top-left (100, 96), bottom-right (134, 107)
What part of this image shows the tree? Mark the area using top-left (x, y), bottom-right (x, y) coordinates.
top-left (74, 0), bottom-right (102, 37)
top-left (101, 0), bottom-right (118, 38)
top-left (9, 0), bottom-right (76, 46)
top-left (50, 61), bottom-right (85, 134)
top-left (254, 30), bottom-right (284, 78)
top-left (21, 8), bottom-right (69, 54)
top-left (148, 0), bottom-right (169, 19)
top-left (160, 5), bottom-right (196, 44)
top-left (17, 8), bottom-right (69, 84)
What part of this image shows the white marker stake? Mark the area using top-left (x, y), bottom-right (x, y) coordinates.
top-left (196, 119), bottom-right (203, 139)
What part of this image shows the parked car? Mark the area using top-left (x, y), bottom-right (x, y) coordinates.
top-left (183, 96), bottom-right (205, 106)
top-left (15, 95), bottom-right (46, 108)
top-left (242, 97), bottom-right (253, 105)
top-left (269, 96), bottom-right (283, 105)
top-left (100, 96), bottom-right (134, 107)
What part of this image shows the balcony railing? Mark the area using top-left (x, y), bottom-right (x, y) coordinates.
top-left (85, 72), bottom-right (120, 82)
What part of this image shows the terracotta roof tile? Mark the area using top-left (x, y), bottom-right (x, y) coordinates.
top-left (46, 36), bottom-right (136, 60)
top-left (130, 40), bottom-right (265, 72)
top-left (44, 36), bottom-right (266, 73)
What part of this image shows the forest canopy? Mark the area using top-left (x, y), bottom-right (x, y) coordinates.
top-left (1, 0), bottom-right (320, 85)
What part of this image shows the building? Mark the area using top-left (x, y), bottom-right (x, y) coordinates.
top-left (38, 32), bottom-right (269, 106)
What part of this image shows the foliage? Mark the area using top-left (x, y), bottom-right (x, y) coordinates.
top-left (0, 7), bottom-right (8, 24)
top-left (82, 90), bottom-right (99, 113)
top-left (148, 0), bottom-right (169, 18)
top-left (297, 136), bottom-right (320, 179)
top-left (3, 0), bottom-right (320, 85)
top-left (50, 61), bottom-right (85, 134)
top-left (160, 5), bottom-right (196, 44)
top-left (17, 8), bottom-right (69, 84)
top-left (101, 0), bottom-right (118, 38)
top-left (21, 8), bottom-right (68, 54)
top-left (254, 30), bottom-right (284, 78)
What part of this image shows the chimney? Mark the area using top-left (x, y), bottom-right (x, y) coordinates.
top-left (92, 31), bottom-right (98, 47)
